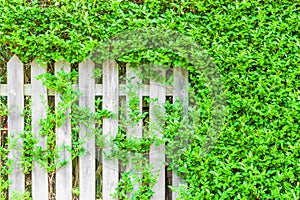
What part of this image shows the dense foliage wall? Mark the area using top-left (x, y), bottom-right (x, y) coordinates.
top-left (1, 0), bottom-right (300, 199)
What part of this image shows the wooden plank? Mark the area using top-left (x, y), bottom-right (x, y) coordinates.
top-left (102, 59), bottom-right (119, 200)
top-left (125, 65), bottom-right (143, 138)
top-left (125, 65), bottom-right (143, 197)
top-left (172, 66), bottom-right (188, 200)
top-left (0, 84), bottom-right (174, 96)
top-left (7, 55), bottom-right (25, 197)
top-left (31, 60), bottom-right (48, 200)
top-left (79, 60), bottom-right (96, 200)
top-left (149, 68), bottom-right (166, 200)
top-left (55, 61), bottom-right (72, 200)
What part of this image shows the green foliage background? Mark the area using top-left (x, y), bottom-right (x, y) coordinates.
top-left (1, 0), bottom-right (300, 199)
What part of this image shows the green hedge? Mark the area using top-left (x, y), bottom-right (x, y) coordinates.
top-left (1, 0), bottom-right (300, 199)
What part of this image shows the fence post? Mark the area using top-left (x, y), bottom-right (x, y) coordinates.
top-left (31, 60), bottom-right (48, 200)
top-left (102, 59), bottom-right (119, 199)
top-left (7, 55), bottom-right (25, 198)
top-left (79, 60), bottom-right (96, 199)
top-left (55, 61), bottom-right (72, 200)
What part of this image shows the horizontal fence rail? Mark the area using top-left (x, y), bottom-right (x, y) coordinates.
top-left (0, 55), bottom-right (188, 200)
top-left (0, 84), bottom-right (174, 96)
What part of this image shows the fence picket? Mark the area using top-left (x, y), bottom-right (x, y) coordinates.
top-left (7, 55), bottom-right (25, 198)
top-left (125, 65), bottom-right (143, 196)
top-left (79, 60), bottom-right (96, 200)
top-left (149, 68), bottom-right (166, 200)
top-left (172, 66), bottom-right (188, 199)
top-left (102, 59), bottom-right (119, 199)
top-left (31, 60), bottom-right (48, 200)
top-left (55, 61), bottom-right (72, 200)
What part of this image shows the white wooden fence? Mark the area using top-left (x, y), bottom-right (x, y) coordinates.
top-left (0, 55), bottom-right (188, 200)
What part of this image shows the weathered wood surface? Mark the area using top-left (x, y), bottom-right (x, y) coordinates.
top-left (55, 61), bottom-right (72, 200)
top-left (0, 84), bottom-right (174, 96)
top-left (172, 66), bottom-right (189, 200)
top-left (79, 60), bottom-right (96, 200)
top-left (7, 55), bottom-right (25, 198)
top-left (102, 59), bottom-right (119, 200)
top-left (149, 68), bottom-right (166, 200)
top-left (125, 65), bottom-right (143, 197)
top-left (31, 60), bottom-right (48, 200)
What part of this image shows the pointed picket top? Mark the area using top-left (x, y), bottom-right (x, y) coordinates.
top-left (55, 59), bottom-right (69, 65)
top-left (31, 59), bottom-right (37, 66)
top-left (8, 55), bottom-right (22, 66)
top-left (55, 60), bottom-right (70, 71)
top-left (31, 58), bottom-right (47, 68)
top-left (102, 59), bottom-right (118, 75)
top-left (31, 59), bottom-right (40, 70)
top-left (79, 59), bottom-right (94, 67)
